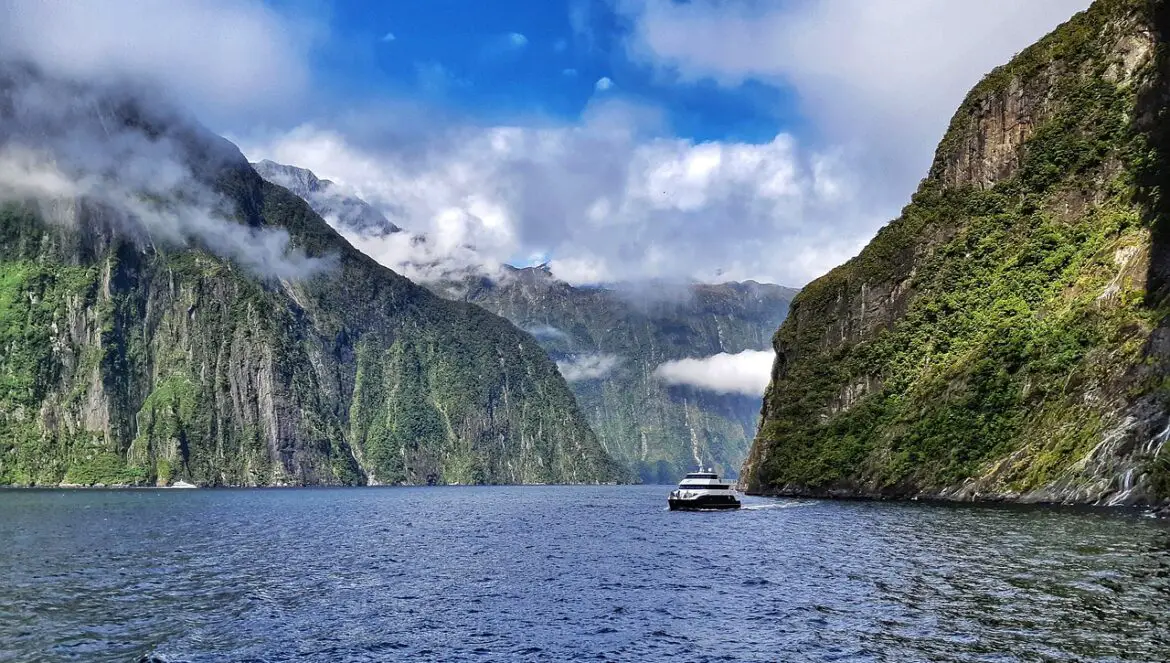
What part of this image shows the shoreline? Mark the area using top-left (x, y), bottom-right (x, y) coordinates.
top-left (744, 486), bottom-right (1170, 519)
top-left (3, 482), bottom-right (1167, 518)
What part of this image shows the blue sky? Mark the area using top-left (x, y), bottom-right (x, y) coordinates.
top-left (0, 0), bottom-right (1091, 286)
top-left (297, 0), bottom-right (802, 145)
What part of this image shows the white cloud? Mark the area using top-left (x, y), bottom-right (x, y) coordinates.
top-left (508, 32), bottom-right (529, 48)
top-left (525, 324), bottom-right (569, 341)
top-left (240, 103), bottom-right (866, 286)
top-left (563, 68), bottom-right (579, 77)
top-left (382, 32), bottom-right (396, 42)
top-left (557, 354), bottom-right (622, 382)
top-left (0, 69), bottom-right (331, 281)
top-left (227, 1), bottom-right (1089, 290)
top-left (0, 0), bottom-right (318, 120)
top-left (654, 350), bottom-right (774, 396)
top-left (619, 0), bottom-right (1091, 216)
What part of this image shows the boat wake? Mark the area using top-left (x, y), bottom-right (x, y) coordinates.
top-left (739, 501), bottom-right (808, 511)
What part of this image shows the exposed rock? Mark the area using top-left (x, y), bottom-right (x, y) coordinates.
top-left (251, 160), bottom-right (400, 236)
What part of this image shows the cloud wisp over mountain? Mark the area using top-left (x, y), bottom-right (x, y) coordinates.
top-left (242, 108), bottom-right (854, 285)
top-left (0, 0), bottom-right (1092, 288)
top-left (654, 350), bottom-right (774, 397)
top-left (0, 64), bottom-right (332, 281)
top-left (0, 0), bottom-right (318, 124)
top-left (557, 354), bottom-right (622, 382)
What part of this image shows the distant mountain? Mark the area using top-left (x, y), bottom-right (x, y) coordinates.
top-left (255, 161), bottom-right (797, 483)
top-left (251, 160), bottom-right (400, 236)
top-left (445, 266), bottom-right (797, 483)
top-left (0, 63), bottom-right (626, 487)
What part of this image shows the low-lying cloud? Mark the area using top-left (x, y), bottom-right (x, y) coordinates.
top-left (344, 228), bottom-right (499, 284)
top-left (241, 103), bottom-right (863, 287)
top-left (654, 350), bottom-right (775, 396)
top-left (525, 324), bottom-right (569, 341)
top-left (0, 0), bottom-right (317, 122)
top-left (557, 354), bottom-right (622, 382)
top-left (0, 66), bottom-right (331, 281)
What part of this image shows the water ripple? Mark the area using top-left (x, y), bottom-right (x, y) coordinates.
top-left (0, 487), bottom-right (1168, 662)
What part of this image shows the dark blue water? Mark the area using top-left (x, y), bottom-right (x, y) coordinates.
top-left (1, 486), bottom-right (1169, 662)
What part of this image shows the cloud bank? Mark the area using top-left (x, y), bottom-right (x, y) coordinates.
top-left (557, 354), bottom-right (622, 382)
top-left (654, 350), bottom-right (774, 396)
top-left (240, 0), bottom-right (1085, 288)
top-left (241, 103), bottom-right (862, 286)
top-left (0, 66), bottom-right (331, 281)
top-left (0, 0), bottom-right (317, 122)
top-left (619, 0), bottom-right (1091, 218)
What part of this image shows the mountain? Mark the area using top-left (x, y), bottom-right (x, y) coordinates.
top-left (251, 159), bottom-right (400, 236)
top-left (743, 0), bottom-right (1170, 506)
top-left (0, 63), bottom-right (627, 487)
top-left (444, 267), bottom-right (796, 483)
top-left (249, 161), bottom-right (797, 482)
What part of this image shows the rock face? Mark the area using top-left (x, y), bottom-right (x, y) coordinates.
top-left (744, 0), bottom-right (1170, 506)
top-left (251, 160), bottom-right (400, 236)
top-left (0, 64), bottom-right (627, 487)
top-left (441, 266), bottom-right (795, 483)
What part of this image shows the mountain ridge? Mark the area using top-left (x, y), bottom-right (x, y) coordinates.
top-left (435, 265), bottom-right (797, 483)
top-left (249, 160), bottom-right (797, 482)
top-left (251, 159), bottom-right (401, 236)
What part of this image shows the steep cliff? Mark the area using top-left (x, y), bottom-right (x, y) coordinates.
top-left (744, 0), bottom-right (1170, 506)
top-left (442, 267), bottom-right (795, 483)
top-left (0, 64), bottom-right (627, 487)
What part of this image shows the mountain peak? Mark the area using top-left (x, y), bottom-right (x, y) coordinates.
top-left (252, 159), bottom-right (401, 237)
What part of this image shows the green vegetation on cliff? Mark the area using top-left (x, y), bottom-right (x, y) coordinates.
top-left (745, 0), bottom-right (1170, 505)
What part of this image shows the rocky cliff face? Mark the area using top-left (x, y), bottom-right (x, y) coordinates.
top-left (0, 64), bottom-right (626, 487)
top-left (443, 267), bottom-right (795, 483)
top-left (251, 160), bottom-right (400, 236)
top-left (744, 0), bottom-right (1170, 506)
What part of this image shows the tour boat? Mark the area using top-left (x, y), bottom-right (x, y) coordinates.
top-left (668, 468), bottom-right (741, 510)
